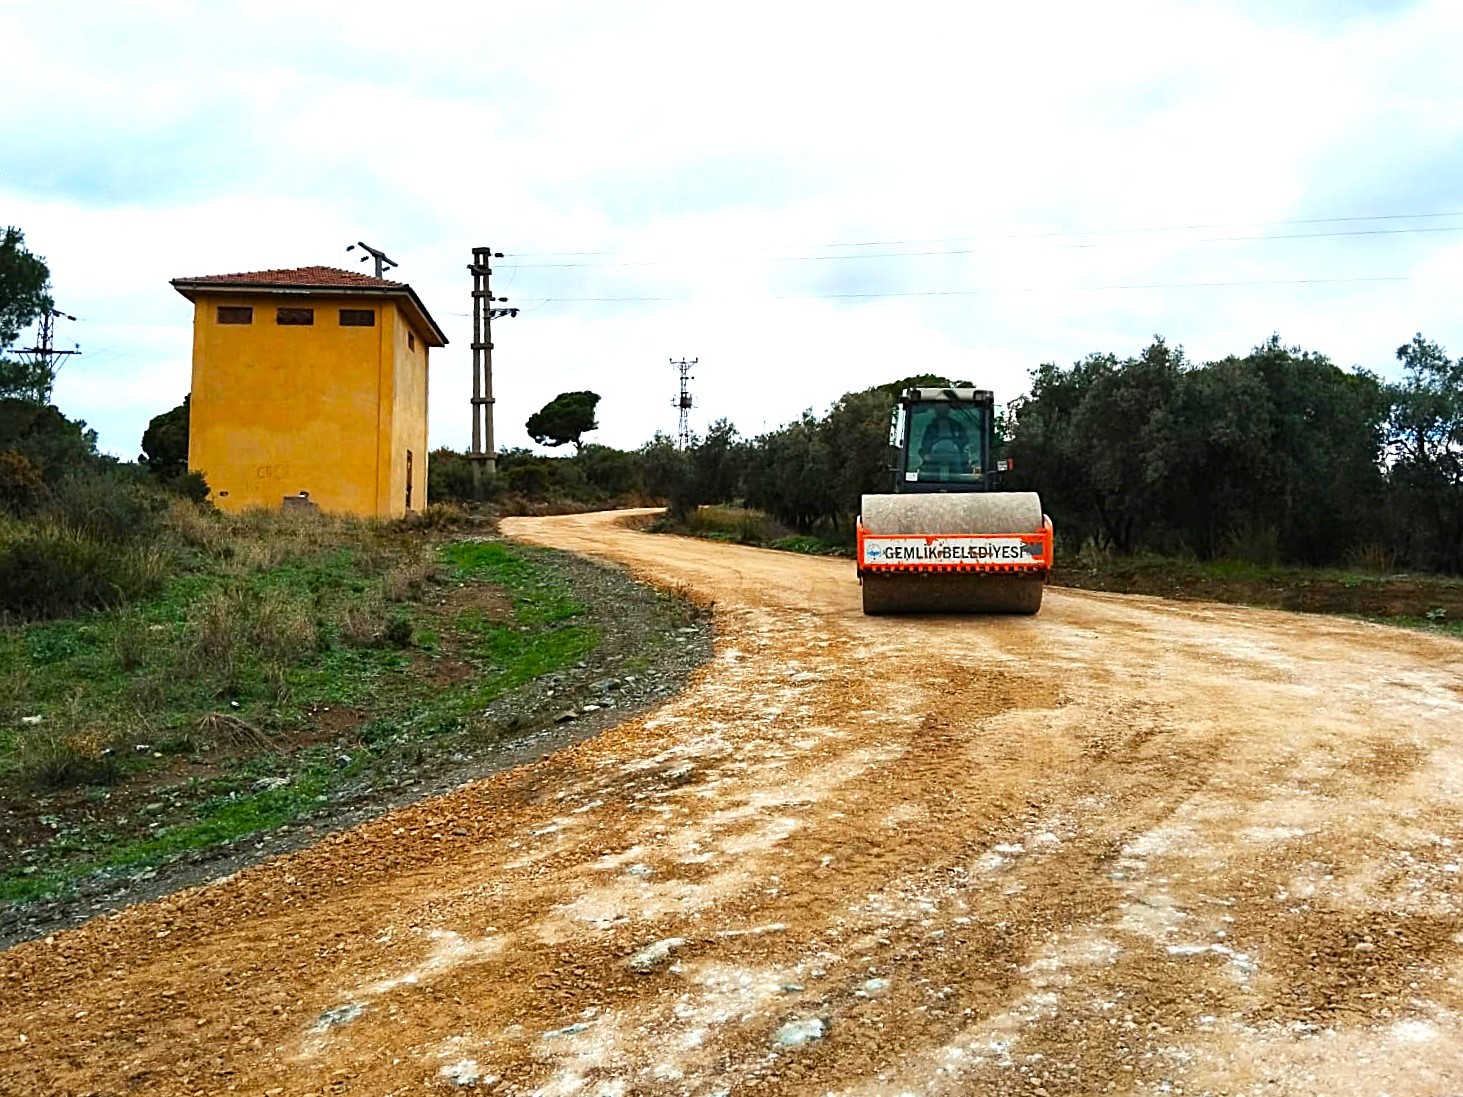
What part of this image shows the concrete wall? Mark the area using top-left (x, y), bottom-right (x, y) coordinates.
top-left (187, 293), bottom-right (429, 518)
top-left (382, 305), bottom-right (430, 515)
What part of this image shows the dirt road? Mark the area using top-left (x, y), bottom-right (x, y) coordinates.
top-left (5, 510), bottom-right (1463, 1095)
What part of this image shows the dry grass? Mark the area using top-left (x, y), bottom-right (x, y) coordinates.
top-left (339, 604), bottom-right (384, 647)
top-left (196, 711), bottom-right (271, 752)
top-left (13, 697), bottom-right (124, 790)
top-left (186, 589), bottom-right (241, 678)
top-left (1346, 542), bottom-right (1398, 574)
top-left (111, 608), bottom-right (150, 672)
top-left (250, 589), bottom-right (318, 663)
top-left (183, 587), bottom-right (321, 698)
top-left (171, 502), bottom-right (393, 577)
top-left (382, 552), bottom-right (441, 603)
top-left (400, 502), bottom-right (472, 531)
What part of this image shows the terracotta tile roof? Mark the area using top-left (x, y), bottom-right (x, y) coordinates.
top-left (171, 265), bottom-right (447, 346)
top-left (174, 266), bottom-right (405, 289)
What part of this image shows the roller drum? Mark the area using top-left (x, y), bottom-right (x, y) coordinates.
top-left (860, 491), bottom-right (1044, 535)
top-left (858, 491), bottom-right (1047, 615)
top-left (861, 572), bottom-right (1043, 615)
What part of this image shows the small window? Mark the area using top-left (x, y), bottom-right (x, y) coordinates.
top-left (217, 306), bottom-right (253, 324)
top-left (276, 307), bottom-right (314, 326)
top-left (407, 331), bottom-right (416, 351)
top-left (339, 308), bottom-right (375, 327)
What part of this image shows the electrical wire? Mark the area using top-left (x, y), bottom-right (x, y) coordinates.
top-left (512, 223), bottom-right (1463, 269)
top-left (514, 272), bottom-right (1455, 305)
top-left (508, 209), bottom-right (1463, 260)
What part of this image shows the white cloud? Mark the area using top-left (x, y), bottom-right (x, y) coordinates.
top-left (2, 0), bottom-right (1461, 457)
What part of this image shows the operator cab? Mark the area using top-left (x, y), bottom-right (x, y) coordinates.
top-left (890, 387), bottom-right (996, 493)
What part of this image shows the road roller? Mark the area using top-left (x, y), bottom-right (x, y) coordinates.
top-left (857, 386), bottom-right (1052, 615)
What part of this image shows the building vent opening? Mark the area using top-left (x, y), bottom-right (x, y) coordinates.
top-left (276, 307), bottom-right (315, 326)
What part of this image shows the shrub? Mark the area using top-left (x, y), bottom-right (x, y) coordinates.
top-left (0, 449), bottom-right (43, 513)
top-left (384, 615), bottom-right (413, 648)
top-left (505, 462), bottom-right (551, 499)
top-left (183, 586), bottom-right (318, 692)
top-left (578, 444), bottom-right (641, 497)
top-left (15, 721), bottom-right (120, 791)
top-left (428, 447), bottom-right (482, 502)
top-left (684, 505), bottom-right (790, 545)
top-left (1220, 523), bottom-right (1282, 566)
top-left (0, 521), bottom-right (167, 619)
top-left (163, 496), bottom-right (230, 555)
top-left (43, 470), bottom-right (168, 545)
top-left (1074, 536), bottom-right (1114, 570)
top-left (160, 469), bottom-right (210, 503)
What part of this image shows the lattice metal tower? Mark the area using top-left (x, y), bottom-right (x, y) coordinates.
top-left (670, 357), bottom-right (697, 449)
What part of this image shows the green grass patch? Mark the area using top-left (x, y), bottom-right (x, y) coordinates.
top-left (0, 765), bottom-right (336, 902)
top-left (0, 531), bottom-right (603, 906)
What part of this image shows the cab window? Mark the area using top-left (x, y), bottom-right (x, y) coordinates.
top-left (904, 403), bottom-right (985, 483)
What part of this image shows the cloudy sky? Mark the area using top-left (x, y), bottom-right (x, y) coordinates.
top-left (3, 0), bottom-right (1461, 457)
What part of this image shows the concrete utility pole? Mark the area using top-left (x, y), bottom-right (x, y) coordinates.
top-left (346, 241), bottom-right (398, 279)
top-left (469, 246), bottom-right (519, 493)
top-left (671, 357), bottom-right (698, 449)
top-left (18, 307), bottom-right (80, 404)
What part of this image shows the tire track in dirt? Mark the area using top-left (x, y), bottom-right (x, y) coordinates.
top-left (2, 509), bottom-right (1462, 1095)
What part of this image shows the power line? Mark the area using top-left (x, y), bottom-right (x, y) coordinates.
top-left (806, 210), bottom-right (1463, 250)
top-left (512, 223), bottom-right (1463, 269)
top-left (516, 272), bottom-right (1454, 305)
top-left (508, 209), bottom-right (1463, 260)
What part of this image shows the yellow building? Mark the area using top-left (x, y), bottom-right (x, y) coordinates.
top-left (171, 266), bottom-right (447, 518)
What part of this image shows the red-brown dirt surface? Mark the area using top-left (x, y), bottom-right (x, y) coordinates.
top-left (4, 509), bottom-right (1463, 1096)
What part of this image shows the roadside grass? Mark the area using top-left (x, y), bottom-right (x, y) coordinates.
top-left (660, 505), bottom-right (851, 556)
top-left (653, 505), bottom-right (1463, 631)
top-left (1358, 612), bottom-right (1463, 639)
top-left (0, 516), bottom-right (603, 905)
top-left (1053, 548), bottom-right (1463, 626)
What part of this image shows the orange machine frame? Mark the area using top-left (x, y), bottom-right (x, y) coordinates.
top-left (856, 515), bottom-right (1054, 575)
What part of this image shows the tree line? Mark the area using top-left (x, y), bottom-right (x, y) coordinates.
top-left (6, 215), bottom-right (1456, 578)
top-left (444, 336), bottom-right (1462, 575)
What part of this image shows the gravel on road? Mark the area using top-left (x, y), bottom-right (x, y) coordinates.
top-left (2, 509), bottom-right (1462, 1096)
